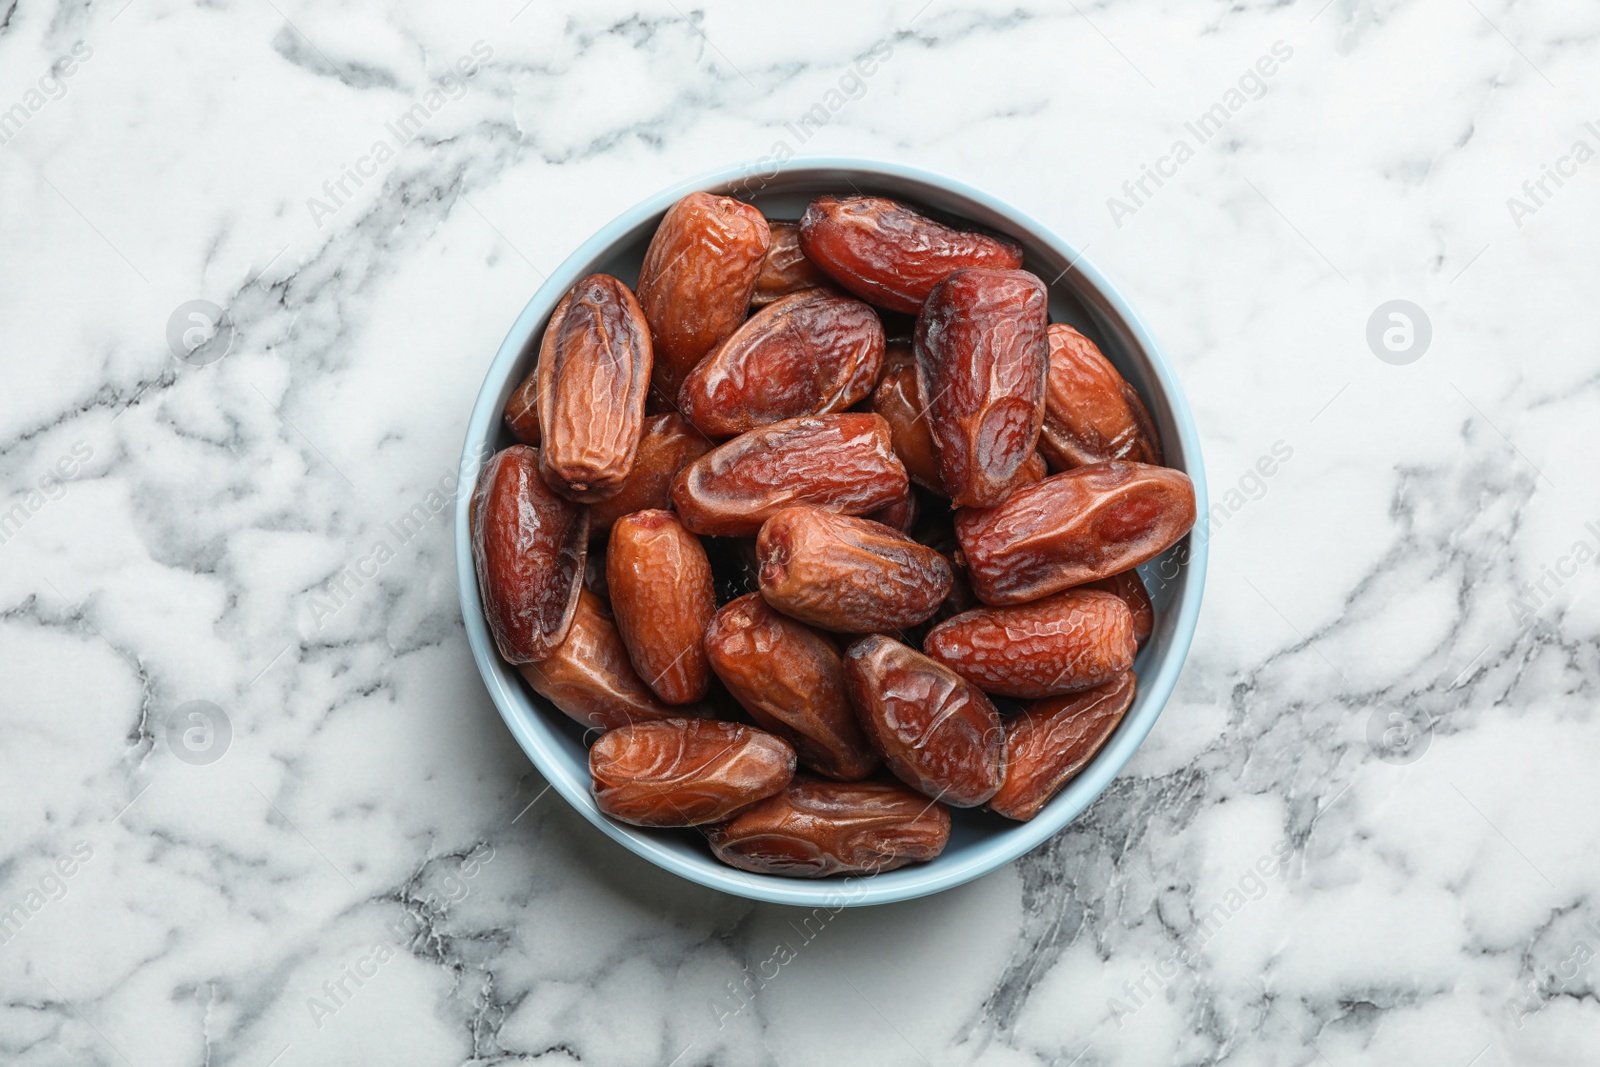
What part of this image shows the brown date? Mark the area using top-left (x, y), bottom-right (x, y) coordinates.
top-left (842, 635), bottom-right (1005, 807)
top-left (751, 220), bottom-right (835, 306)
top-left (502, 370), bottom-right (540, 446)
top-left (1086, 568), bottom-right (1154, 649)
top-left (922, 589), bottom-right (1136, 699)
top-left (989, 672), bottom-right (1136, 822)
top-left (518, 589), bottom-right (679, 731)
top-left (636, 192), bottom-right (770, 405)
top-left (756, 507), bottom-right (953, 633)
top-left (470, 445), bottom-right (588, 663)
top-left (537, 275), bottom-right (653, 502)
top-left (1038, 323), bottom-right (1162, 471)
top-left (589, 718), bottom-right (795, 827)
top-left (705, 776), bottom-right (951, 877)
top-left (798, 195), bottom-right (1024, 314)
top-left (607, 510), bottom-right (715, 705)
top-left (671, 413), bottom-right (908, 537)
top-left (678, 290), bottom-right (885, 438)
top-left (955, 462), bottom-right (1197, 606)
top-left (915, 267), bottom-right (1049, 507)
top-left (587, 413), bottom-right (712, 539)
top-left (704, 594), bottom-right (878, 780)
top-left (866, 481), bottom-right (918, 533)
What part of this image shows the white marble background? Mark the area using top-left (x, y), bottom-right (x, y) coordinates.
top-left (2, 0), bottom-right (1598, 1063)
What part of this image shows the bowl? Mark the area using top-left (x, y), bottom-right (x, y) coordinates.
top-left (455, 158), bottom-right (1208, 907)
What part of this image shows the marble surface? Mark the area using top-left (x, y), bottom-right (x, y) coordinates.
top-left (2, 0), bottom-right (1598, 1064)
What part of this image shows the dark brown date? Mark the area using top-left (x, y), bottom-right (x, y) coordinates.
top-left (589, 718), bottom-right (795, 827)
top-left (1086, 568), bottom-right (1154, 649)
top-left (989, 672), bottom-right (1136, 821)
top-left (866, 481), bottom-right (918, 533)
top-left (502, 370), bottom-right (541, 446)
top-left (537, 275), bottom-right (653, 502)
top-left (587, 413), bottom-right (712, 539)
top-left (922, 589), bottom-right (1136, 698)
top-left (704, 594), bottom-right (878, 780)
top-left (798, 195), bottom-right (1024, 314)
top-left (678, 290), bottom-right (885, 437)
top-left (470, 445), bottom-right (588, 663)
top-left (637, 192), bottom-right (770, 405)
top-left (915, 267), bottom-right (1049, 507)
top-left (756, 507), bottom-right (953, 633)
top-left (955, 462), bottom-right (1196, 605)
top-left (842, 635), bottom-right (1005, 807)
top-left (705, 776), bottom-right (951, 877)
top-left (1039, 323), bottom-right (1162, 470)
top-left (751, 220), bottom-right (835, 306)
top-left (671, 413), bottom-right (908, 537)
top-left (607, 510), bottom-right (715, 705)
top-left (518, 589), bottom-right (679, 731)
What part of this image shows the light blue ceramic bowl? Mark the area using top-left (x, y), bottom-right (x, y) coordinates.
top-left (456, 158), bottom-right (1208, 907)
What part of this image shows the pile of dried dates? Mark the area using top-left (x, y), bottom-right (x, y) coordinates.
top-left (473, 190), bottom-right (1196, 879)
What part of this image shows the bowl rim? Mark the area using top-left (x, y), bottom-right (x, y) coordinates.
top-left (455, 156), bottom-right (1209, 906)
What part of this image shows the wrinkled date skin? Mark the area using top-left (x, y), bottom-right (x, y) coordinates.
top-left (678, 290), bottom-right (886, 438)
top-left (867, 481), bottom-right (918, 533)
top-left (518, 589), bottom-right (679, 732)
top-left (915, 268), bottom-right (1050, 507)
top-left (798, 196), bottom-right (1024, 314)
top-left (751, 220), bottom-right (835, 307)
top-left (843, 635), bottom-right (1005, 807)
top-left (589, 718), bottom-right (796, 827)
top-left (502, 370), bottom-right (541, 446)
top-left (1086, 568), bottom-right (1154, 649)
top-left (756, 507), bottom-right (953, 633)
top-left (704, 594), bottom-right (879, 780)
top-left (636, 192), bottom-right (770, 405)
top-left (470, 445), bottom-right (588, 663)
top-left (956, 462), bottom-right (1197, 605)
top-left (587, 413), bottom-right (712, 539)
top-left (1039, 324), bottom-right (1162, 471)
top-left (705, 777), bottom-right (952, 877)
top-left (537, 275), bottom-right (653, 501)
top-left (922, 589), bottom-right (1136, 699)
top-left (989, 671), bottom-right (1137, 822)
top-left (607, 510), bottom-right (716, 705)
top-left (671, 413), bottom-right (908, 537)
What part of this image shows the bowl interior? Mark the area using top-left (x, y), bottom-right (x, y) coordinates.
top-left (456, 160), bottom-right (1208, 906)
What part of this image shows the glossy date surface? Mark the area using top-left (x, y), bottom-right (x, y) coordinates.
top-left (751, 219), bottom-right (835, 306)
top-left (607, 510), bottom-right (715, 705)
top-left (922, 589), bottom-right (1137, 698)
top-left (590, 718), bottom-right (795, 827)
top-left (1038, 323), bottom-right (1162, 470)
top-left (989, 671), bottom-right (1136, 822)
top-left (586, 413), bottom-right (712, 538)
top-left (518, 589), bottom-right (678, 732)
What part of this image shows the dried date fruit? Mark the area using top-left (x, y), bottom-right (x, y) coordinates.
top-left (756, 507), bottom-right (953, 633)
top-left (518, 589), bottom-right (679, 731)
top-left (956, 461), bottom-right (1195, 605)
top-left (922, 589), bottom-right (1136, 698)
top-left (705, 777), bottom-right (951, 877)
top-left (678, 290), bottom-right (885, 437)
top-left (989, 672), bottom-right (1136, 822)
top-left (503, 369), bottom-right (541, 446)
top-left (607, 510), bottom-right (716, 705)
top-left (470, 445), bottom-right (588, 663)
top-left (1038, 324), bottom-right (1162, 470)
top-left (915, 267), bottom-right (1049, 507)
top-left (671, 413), bottom-right (908, 537)
top-left (842, 635), bottom-right (1005, 807)
top-left (537, 274), bottom-right (653, 502)
top-left (866, 481), bottom-right (918, 532)
top-left (798, 195), bottom-right (1024, 314)
top-left (587, 413), bottom-right (712, 539)
top-left (636, 192), bottom-right (770, 404)
top-left (704, 594), bottom-right (878, 780)
top-left (751, 220), bottom-right (835, 306)
top-left (1086, 569), bottom-right (1154, 649)
top-left (590, 718), bottom-right (795, 827)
